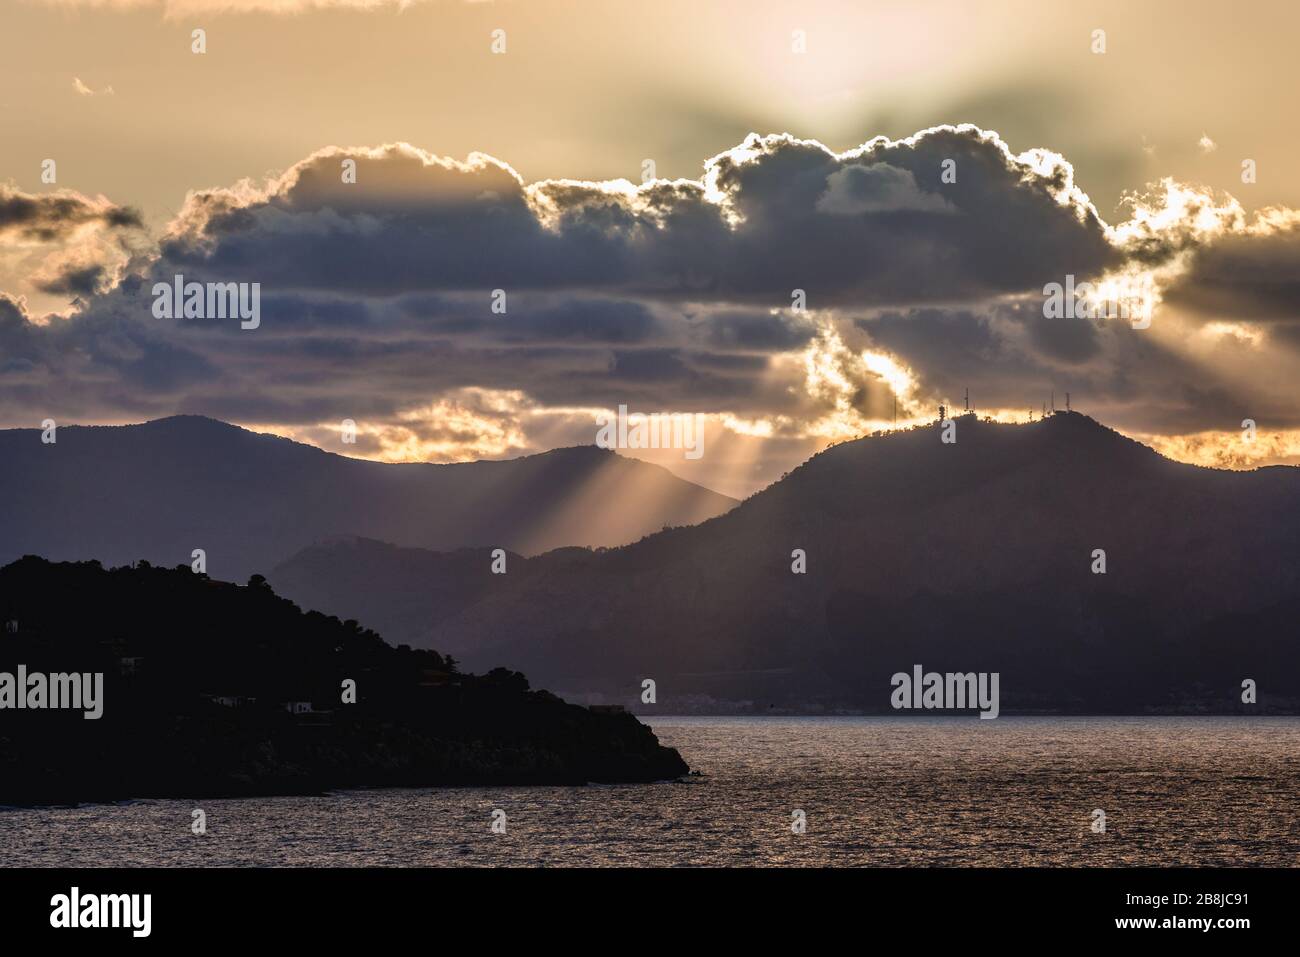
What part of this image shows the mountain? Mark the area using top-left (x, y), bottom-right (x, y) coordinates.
top-left (271, 538), bottom-right (553, 653)
top-left (0, 416), bottom-right (736, 581)
top-left (0, 557), bottom-right (688, 806)
top-left (271, 413), bottom-right (1300, 713)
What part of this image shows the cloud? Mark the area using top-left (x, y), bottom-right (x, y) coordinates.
top-left (33, 262), bottom-right (109, 297)
top-left (0, 184), bottom-right (145, 317)
top-left (816, 163), bottom-right (955, 215)
top-left (267, 387), bottom-right (537, 463)
top-left (72, 77), bottom-right (114, 97)
top-left (703, 309), bottom-right (819, 352)
top-left (848, 301), bottom-right (1228, 433)
top-left (158, 127), bottom-right (1118, 309)
top-left (1144, 427), bottom-right (1300, 469)
top-left (0, 184), bottom-right (141, 242)
top-left (1160, 207), bottom-right (1300, 322)
top-left (5, 127), bottom-right (1300, 490)
top-left (0, 293), bottom-right (42, 367)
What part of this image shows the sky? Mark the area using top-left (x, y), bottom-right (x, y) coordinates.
top-left (2, 0), bottom-right (1299, 498)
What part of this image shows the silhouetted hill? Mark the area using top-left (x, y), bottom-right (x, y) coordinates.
top-left (273, 413), bottom-right (1300, 713)
top-left (0, 416), bottom-right (736, 580)
top-left (0, 557), bottom-right (688, 806)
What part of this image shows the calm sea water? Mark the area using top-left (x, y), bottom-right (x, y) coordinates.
top-left (3, 717), bottom-right (1298, 866)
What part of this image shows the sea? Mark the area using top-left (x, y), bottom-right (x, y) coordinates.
top-left (3, 716), bottom-right (1297, 866)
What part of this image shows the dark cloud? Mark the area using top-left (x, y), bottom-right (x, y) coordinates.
top-left (816, 162), bottom-right (956, 215)
top-left (703, 308), bottom-right (818, 351)
top-left (608, 348), bottom-right (693, 383)
top-left (853, 301), bottom-right (1262, 433)
top-left (4, 129), bottom-right (1300, 456)
top-left (506, 298), bottom-right (659, 343)
top-left (690, 129), bottom-right (1118, 304)
top-left (153, 130), bottom-right (1117, 308)
top-left (33, 263), bottom-right (108, 297)
top-left (856, 307), bottom-right (1007, 371)
top-left (0, 294), bottom-right (42, 372)
top-left (1023, 311), bottom-right (1103, 363)
top-left (1161, 217), bottom-right (1300, 321)
top-left (0, 186), bottom-right (142, 242)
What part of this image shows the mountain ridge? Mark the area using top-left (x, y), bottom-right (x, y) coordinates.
top-left (0, 415), bottom-right (737, 579)
top-left (272, 413), bottom-right (1300, 712)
